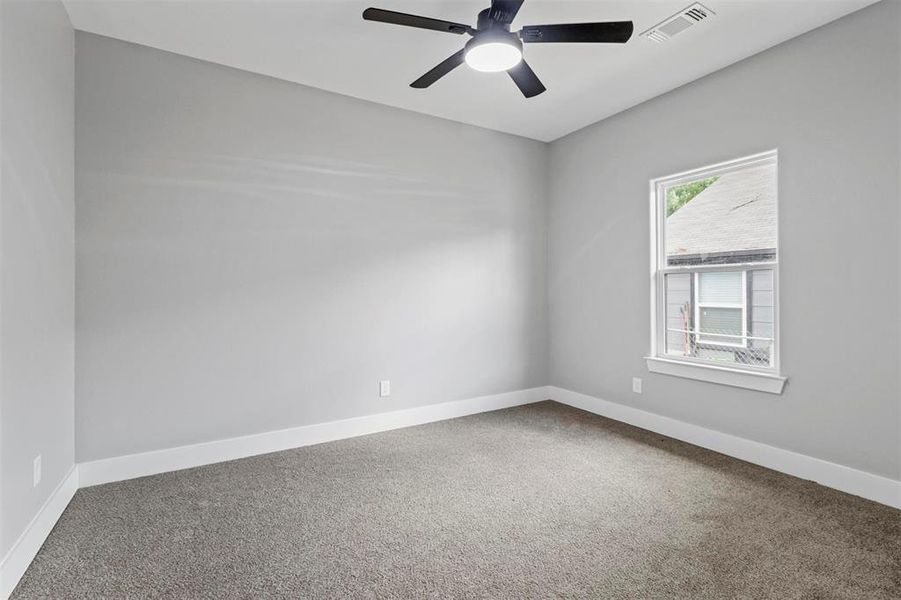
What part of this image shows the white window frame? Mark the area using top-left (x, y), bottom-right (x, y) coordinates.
top-left (694, 271), bottom-right (747, 348)
top-left (645, 150), bottom-right (786, 394)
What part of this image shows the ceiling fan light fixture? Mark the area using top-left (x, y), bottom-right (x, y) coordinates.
top-left (464, 39), bottom-right (522, 72)
top-left (363, 2), bottom-right (635, 97)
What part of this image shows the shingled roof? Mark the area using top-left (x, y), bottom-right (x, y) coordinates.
top-left (666, 162), bottom-right (777, 264)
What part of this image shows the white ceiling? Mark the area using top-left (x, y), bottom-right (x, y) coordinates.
top-left (63, 0), bottom-right (878, 142)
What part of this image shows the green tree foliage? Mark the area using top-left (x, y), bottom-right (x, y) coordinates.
top-left (666, 177), bottom-right (719, 217)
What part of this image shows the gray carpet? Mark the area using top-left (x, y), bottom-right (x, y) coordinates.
top-left (12, 401), bottom-right (901, 599)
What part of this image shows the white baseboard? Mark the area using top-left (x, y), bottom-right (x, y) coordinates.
top-left (549, 386), bottom-right (901, 509)
top-left (0, 465), bottom-right (79, 600)
top-left (79, 386), bottom-right (551, 488)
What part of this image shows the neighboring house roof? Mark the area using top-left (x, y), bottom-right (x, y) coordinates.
top-left (666, 163), bottom-right (777, 263)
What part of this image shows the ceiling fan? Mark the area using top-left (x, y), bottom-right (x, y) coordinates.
top-left (362, 0), bottom-right (633, 98)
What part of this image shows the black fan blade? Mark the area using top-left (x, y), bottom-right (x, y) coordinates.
top-left (508, 60), bottom-right (546, 98)
top-left (410, 50), bottom-right (466, 88)
top-left (488, 0), bottom-right (525, 25)
top-left (519, 21), bottom-right (633, 43)
top-left (363, 8), bottom-right (471, 35)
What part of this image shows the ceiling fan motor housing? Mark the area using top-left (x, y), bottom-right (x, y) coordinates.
top-left (465, 29), bottom-right (523, 55)
top-left (477, 8), bottom-right (509, 32)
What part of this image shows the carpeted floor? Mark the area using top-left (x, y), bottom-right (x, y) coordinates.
top-left (12, 401), bottom-right (901, 599)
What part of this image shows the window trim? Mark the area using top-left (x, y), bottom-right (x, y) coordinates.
top-left (646, 150), bottom-right (785, 394)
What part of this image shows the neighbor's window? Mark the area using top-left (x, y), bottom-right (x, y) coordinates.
top-left (649, 151), bottom-right (781, 389)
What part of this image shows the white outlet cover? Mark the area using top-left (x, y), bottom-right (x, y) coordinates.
top-left (632, 377), bottom-right (643, 394)
top-left (379, 380), bottom-right (390, 398)
top-left (33, 455), bottom-right (42, 487)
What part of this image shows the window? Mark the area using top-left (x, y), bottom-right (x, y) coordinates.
top-left (647, 151), bottom-right (785, 393)
top-left (695, 271), bottom-right (746, 348)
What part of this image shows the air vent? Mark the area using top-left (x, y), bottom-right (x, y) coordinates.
top-left (641, 3), bottom-right (715, 43)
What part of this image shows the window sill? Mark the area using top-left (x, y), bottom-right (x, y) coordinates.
top-left (644, 356), bottom-right (787, 394)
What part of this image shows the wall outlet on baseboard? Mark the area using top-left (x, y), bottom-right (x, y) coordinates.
top-left (33, 454), bottom-right (42, 487)
top-left (632, 377), bottom-right (642, 394)
top-left (379, 380), bottom-right (391, 398)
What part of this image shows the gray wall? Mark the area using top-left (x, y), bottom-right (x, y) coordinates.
top-left (72, 1), bottom-right (901, 483)
top-left (548, 0), bottom-right (900, 480)
top-left (75, 33), bottom-right (548, 462)
top-left (0, 0), bottom-right (75, 557)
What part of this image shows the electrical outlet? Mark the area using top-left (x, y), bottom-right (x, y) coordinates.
top-left (632, 377), bottom-right (642, 394)
top-left (379, 380), bottom-right (391, 398)
top-left (33, 455), bottom-right (42, 487)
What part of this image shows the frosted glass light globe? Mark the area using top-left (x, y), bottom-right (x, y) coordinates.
top-left (464, 42), bottom-right (522, 72)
